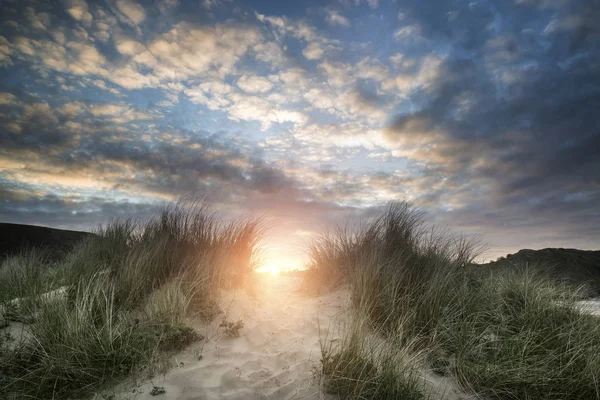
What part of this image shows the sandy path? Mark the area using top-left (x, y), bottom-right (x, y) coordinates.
top-left (109, 276), bottom-right (350, 400)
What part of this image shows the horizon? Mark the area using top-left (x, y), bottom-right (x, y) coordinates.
top-left (1, 0), bottom-right (599, 268)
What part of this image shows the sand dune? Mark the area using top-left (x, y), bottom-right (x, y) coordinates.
top-left (107, 276), bottom-right (351, 399)
top-left (4, 275), bottom-right (600, 399)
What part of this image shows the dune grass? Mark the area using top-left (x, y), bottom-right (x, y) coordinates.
top-left (310, 201), bottom-right (600, 399)
top-left (0, 201), bottom-right (263, 399)
top-left (320, 317), bottom-right (427, 400)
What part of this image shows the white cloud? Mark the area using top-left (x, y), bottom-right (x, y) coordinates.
top-left (25, 7), bottom-right (51, 31)
top-left (382, 53), bottom-right (443, 93)
top-left (202, 0), bottom-right (223, 9)
top-left (355, 57), bottom-right (389, 83)
top-left (157, 0), bottom-right (179, 11)
top-left (326, 9), bottom-right (350, 27)
top-left (367, 0), bottom-right (379, 8)
top-left (21, 103), bottom-right (60, 125)
top-left (303, 42), bottom-right (325, 60)
top-left (66, 0), bottom-right (93, 26)
top-left (252, 41), bottom-right (286, 67)
top-left (60, 102), bottom-right (85, 116)
top-left (85, 102), bottom-right (156, 123)
top-left (227, 93), bottom-right (308, 129)
top-left (185, 80), bottom-right (233, 110)
top-left (258, 14), bottom-right (340, 61)
top-left (92, 8), bottom-right (119, 42)
top-left (52, 30), bottom-right (66, 45)
top-left (318, 60), bottom-right (354, 88)
top-left (8, 36), bottom-right (159, 90)
top-left (147, 22), bottom-right (263, 80)
top-left (7, 18), bottom-right (263, 90)
top-left (0, 36), bottom-right (13, 66)
top-left (293, 123), bottom-right (383, 149)
top-left (394, 24), bottom-right (423, 40)
top-left (237, 75), bottom-right (274, 94)
top-left (0, 93), bottom-right (17, 106)
top-left (115, 0), bottom-right (146, 25)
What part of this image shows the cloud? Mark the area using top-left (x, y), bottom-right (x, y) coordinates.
top-left (185, 80), bottom-right (233, 110)
top-left (227, 92), bottom-right (308, 129)
top-left (0, 0), bottom-right (598, 258)
top-left (146, 22), bottom-right (263, 79)
top-left (292, 122), bottom-right (383, 149)
top-left (66, 0), bottom-right (93, 25)
top-left (0, 92), bottom-right (17, 105)
top-left (87, 102), bottom-right (156, 123)
top-left (257, 13), bottom-right (341, 62)
top-left (303, 41), bottom-right (326, 60)
top-left (4, 33), bottom-right (158, 90)
top-left (381, 53), bottom-right (444, 93)
top-left (325, 9), bottom-right (350, 27)
top-left (393, 24), bottom-right (423, 41)
top-left (237, 75), bottom-right (273, 94)
top-left (24, 7), bottom-right (51, 31)
top-left (115, 0), bottom-right (146, 25)
top-left (0, 94), bottom-right (305, 207)
top-left (0, 36), bottom-right (12, 66)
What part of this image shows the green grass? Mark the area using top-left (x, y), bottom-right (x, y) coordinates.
top-left (441, 269), bottom-right (600, 400)
top-left (0, 201), bottom-right (263, 399)
top-left (320, 319), bottom-right (426, 400)
top-left (310, 201), bottom-right (600, 399)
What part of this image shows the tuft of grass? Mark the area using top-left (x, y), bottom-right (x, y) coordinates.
top-left (308, 202), bottom-right (481, 338)
top-left (320, 319), bottom-right (426, 400)
top-left (0, 200), bottom-right (263, 399)
top-left (310, 201), bottom-right (600, 399)
top-left (441, 268), bottom-right (600, 400)
top-left (0, 248), bottom-right (55, 304)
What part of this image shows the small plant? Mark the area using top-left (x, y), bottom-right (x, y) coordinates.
top-left (156, 323), bottom-right (203, 352)
top-left (219, 318), bottom-right (244, 337)
top-left (150, 386), bottom-right (166, 396)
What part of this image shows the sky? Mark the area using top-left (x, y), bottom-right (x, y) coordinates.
top-left (0, 0), bottom-right (598, 267)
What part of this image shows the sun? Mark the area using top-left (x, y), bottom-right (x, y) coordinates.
top-left (256, 264), bottom-right (281, 275)
top-left (255, 250), bottom-right (306, 276)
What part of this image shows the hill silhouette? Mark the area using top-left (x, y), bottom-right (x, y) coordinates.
top-left (482, 248), bottom-right (600, 296)
top-left (0, 223), bottom-right (93, 261)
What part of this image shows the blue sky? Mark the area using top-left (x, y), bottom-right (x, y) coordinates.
top-left (0, 0), bottom-right (599, 265)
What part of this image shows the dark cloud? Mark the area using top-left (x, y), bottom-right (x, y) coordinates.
top-left (380, 0), bottom-right (600, 254)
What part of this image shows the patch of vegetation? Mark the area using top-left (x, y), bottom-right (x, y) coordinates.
top-left (310, 201), bottom-right (600, 399)
top-left (0, 201), bottom-right (263, 399)
top-left (320, 324), bottom-right (425, 400)
top-left (150, 386), bottom-right (167, 396)
top-left (219, 318), bottom-right (245, 337)
top-left (156, 323), bottom-right (203, 352)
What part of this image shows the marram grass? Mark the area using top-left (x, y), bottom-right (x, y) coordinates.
top-left (0, 201), bottom-right (263, 399)
top-left (310, 201), bottom-right (600, 400)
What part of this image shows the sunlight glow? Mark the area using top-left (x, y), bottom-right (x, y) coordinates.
top-left (256, 253), bottom-right (305, 274)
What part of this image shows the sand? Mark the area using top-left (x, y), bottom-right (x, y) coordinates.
top-left (5, 276), bottom-right (600, 399)
top-left (106, 275), bottom-right (351, 399)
